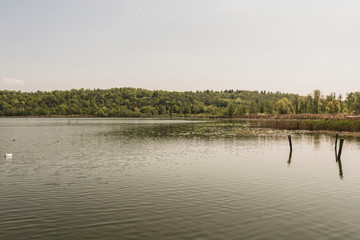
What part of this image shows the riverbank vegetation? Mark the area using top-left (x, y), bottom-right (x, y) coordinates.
top-left (251, 119), bottom-right (360, 132)
top-left (1, 88), bottom-right (360, 118)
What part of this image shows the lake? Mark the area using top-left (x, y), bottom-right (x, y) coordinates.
top-left (1, 118), bottom-right (360, 239)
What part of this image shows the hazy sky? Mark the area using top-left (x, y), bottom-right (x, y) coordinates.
top-left (0, 0), bottom-right (359, 96)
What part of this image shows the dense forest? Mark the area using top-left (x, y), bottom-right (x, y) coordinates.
top-left (0, 88), bottom-right (359, 117)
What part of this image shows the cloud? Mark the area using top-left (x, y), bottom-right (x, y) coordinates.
top-left (0, 77), bottom-right (25, 89)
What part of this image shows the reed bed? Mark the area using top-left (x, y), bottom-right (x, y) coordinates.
top-left (252, 119), bottom-right (360, 132)
top-left (236, 113), bottom-right (359, 120)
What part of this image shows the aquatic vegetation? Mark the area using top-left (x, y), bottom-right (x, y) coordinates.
top-left (253, 119), bottom-right (360, 132)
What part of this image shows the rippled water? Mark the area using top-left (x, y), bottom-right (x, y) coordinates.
top-left (1, 118), bottom-right (360, 239)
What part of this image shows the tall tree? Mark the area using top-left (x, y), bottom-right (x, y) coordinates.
top-left (312, 90), bottom-right (321, 114)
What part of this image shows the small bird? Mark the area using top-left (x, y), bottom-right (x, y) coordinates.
top-left (4, 153), bottom-right (13, 158)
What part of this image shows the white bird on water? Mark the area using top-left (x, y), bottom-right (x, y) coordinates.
top-left (4, 153), bottom-right (12, 158)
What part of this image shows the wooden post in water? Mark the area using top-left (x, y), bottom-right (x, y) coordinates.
top-left (288, 135), bottom-right (293, 152)
top-left (337, 139), bottom-right (344, 160)
top-left (335, 134), bottom-right (339, 150)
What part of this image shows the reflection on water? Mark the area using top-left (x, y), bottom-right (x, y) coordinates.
top-left (102, 120), bottom-right (280, 140)
top-left (287, 150), bottom-right (292, 166)
top-left (334, 136), bottom-right (345, 180)
top-left (338, 158), bottom-right (344, 180)
top-left (1, 118), bottom-right (360, 240)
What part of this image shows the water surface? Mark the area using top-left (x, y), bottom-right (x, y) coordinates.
top-left (1, 118), bottom-right (360, 239)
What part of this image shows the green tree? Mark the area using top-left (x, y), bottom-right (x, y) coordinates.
top-left (291, 95), bottom-right (302, 114)
top-left (354, 92), bottom-right (360, 114)
top-left (275, 98), bottom-right (293, 114)
top-left (224, 103), bottom-right (236, 116)
top-left (312, 90), bottom-right (321, 114)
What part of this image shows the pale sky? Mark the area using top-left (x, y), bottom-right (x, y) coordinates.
top-left (0, 0), bottom-right (359, 96)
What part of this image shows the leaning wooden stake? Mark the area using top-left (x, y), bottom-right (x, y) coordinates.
top-left (288, 135), bottom-right (293, 151)
top-left (337, 139), bottom-right (344, 160)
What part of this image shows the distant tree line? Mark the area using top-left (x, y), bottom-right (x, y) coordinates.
top-left (0, 88), bottom-right (360, 117)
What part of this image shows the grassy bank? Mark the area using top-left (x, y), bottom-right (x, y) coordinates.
top-left (226, 113), bottom-right (360, 120)
top-left (251, 119), bottom-right (360, 132)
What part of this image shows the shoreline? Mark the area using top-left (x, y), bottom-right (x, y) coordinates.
top-left (1, 113), bottom-right (359, 119)
top-left (2, 114), bottom-right (359, 136)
